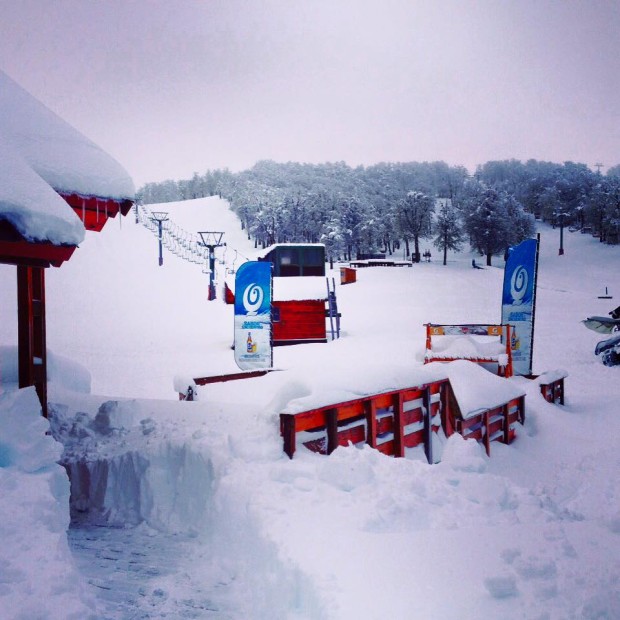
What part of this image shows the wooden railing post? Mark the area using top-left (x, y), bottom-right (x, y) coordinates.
top-left (17, 265), bottom-right (47, 416)
top-left (483, 410), bottom-right (491, 456)
top-left (422, 385), bottom-right (433, 464)
top-left (326, 408), bottom-right (339, 454)
top-left (392, 393), bottom-right (404, 457)
top-left (503, 404), bottom-right (510, 444)
top-left (364, 398), bottom-right (377, 448)
top-left (280, 414), bottom-right (297, 459)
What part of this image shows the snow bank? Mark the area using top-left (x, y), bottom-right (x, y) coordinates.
top-left (0, 388), bottom-right (94, 619)
top-left (0, 346), bottom-right (91, 394)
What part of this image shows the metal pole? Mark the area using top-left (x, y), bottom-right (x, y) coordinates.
top-left (208, 245), bottom-right (216, 300)
top-left (559, 213), bottom-right (565, 255)
top-left (158, 220), bottom-right (164, 266)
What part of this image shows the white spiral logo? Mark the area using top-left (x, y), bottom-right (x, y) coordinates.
top-left (242, 283), bottom-right (264, 315)
top-left (510, 265), bottom-right (528, 302)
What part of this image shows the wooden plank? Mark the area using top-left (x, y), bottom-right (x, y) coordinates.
top-left (193, 370), bottom-right (271, 385)
top-left (403, 407), bottom-right (424, 426)
top-left (326, 408), bottom-right (339, 454)
top-left (422, 386), bottom-right (432, 464)
top-left (393, 393), bottom-right (405, 458)
top-left (403, 429), bottom-right (424, 448)
top-left (503, 404), bottom-right (510, 445)
top-left (292, 410), bottom-right (327, 432)
top-left (280, 414), bottom-right (297, 459)
top-left (376, 440), bottom-right (394, 456)
top-left (17, 266), bottom-right (47, 416)
top-left (376, 415), bottom-right (393, 435)
top-left (337, 423), bottom-right (366, 447)
top-left (364, 399), bottom-right (377, 448)
top-left (335, 402), bottom-right (366, 421)
top-left (483, 410), bottom-right (491, 456)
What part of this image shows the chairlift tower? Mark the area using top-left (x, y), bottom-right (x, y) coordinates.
top-left (198, 231), bottom-right (226, 300)
top-left (150, 211), bottom-right (169, 266)
top-left (553, 209), bottom-right (568, 256)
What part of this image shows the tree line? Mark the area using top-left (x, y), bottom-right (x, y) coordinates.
top-left (137, 159), bottom-right (620, 266)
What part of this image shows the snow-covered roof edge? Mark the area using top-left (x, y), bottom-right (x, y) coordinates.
top-left (0, 70), bottom-right (135, 246)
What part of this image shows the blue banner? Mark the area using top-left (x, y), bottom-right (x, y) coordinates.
top-left (501, 238), bottom-right (539, 376)
top-left (234, 261), bottom-right (272, 370)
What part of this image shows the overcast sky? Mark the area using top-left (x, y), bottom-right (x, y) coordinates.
top-left (1, 0), bottom-right (618, 187)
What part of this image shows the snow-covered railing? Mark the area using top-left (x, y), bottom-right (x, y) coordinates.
top-left (536, 370), bottom-right (568, 405)
top-left (280, 379), bottom-right (450, 464)
top-left (453, 396), bottom-right (525, 456)
top-left (280, 363), bottom-right (528, 461)
top-left (424, 323), bottom-right (514, 378)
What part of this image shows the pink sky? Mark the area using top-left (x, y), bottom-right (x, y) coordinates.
top-left (1, 0), bottom-right (618, 186)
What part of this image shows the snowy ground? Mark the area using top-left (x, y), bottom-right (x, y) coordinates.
top-left (1, 197), bottom-right (620, 619)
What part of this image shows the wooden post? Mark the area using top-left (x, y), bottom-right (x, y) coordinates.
top-left (280, 414), bottom-right (296, 459)
top-left (392, 393), bottom-right (404, 457)
top-left (504, 324), bottom-right (513, 378)
top-left (17, 265), bottom-right (47, 416)
top-left (518, 395), bottom-right (525, 425)
top-left (326, 408), bottom-right (339, 454)
top-left (503, 404), bottom-right (510, 444)
top-left (364, 398), bottom-right (377, 448)
top-left (422, 386), bottom-right (433, 464)
top-left (483, 410), bottom-right (491, 456)
top-left (425, 324), bottom-right (432, 358)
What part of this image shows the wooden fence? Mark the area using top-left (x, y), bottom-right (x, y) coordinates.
top-left (280, 377), bottom-right (526, 460)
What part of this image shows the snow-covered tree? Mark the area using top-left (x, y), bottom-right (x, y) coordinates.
top-left (394, 191), bottom-right (434, 262)
top-left (461, 184), bottom-right (511, 266)
top-left (433, 199), bottom-right (464, 265)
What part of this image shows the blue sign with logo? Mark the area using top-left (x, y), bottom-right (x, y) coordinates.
top-left (234, 261), bottom-right (272, 370)
top-left (501, 238), bottom-right (539, 375)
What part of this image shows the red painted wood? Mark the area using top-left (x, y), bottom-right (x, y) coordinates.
top-left (376, 440), bottom-right (394, 455)
top-left (337, 423), bottom-right (366, 447)
top-left (403, 429), bottom-right (424, 448)
top-left (17, 266), bottom-right (47, 416)
top-left (393, 393), bottom-right (405, 457)
top-left (376, 415), bottom-right (393, 435)
top-left (193, 370), bottom-right (271, 385)
top-left (279, 377), bottom-right (523, 461)
top-left (0, 240), bottom-right (76, 268)
top-left (273, 300), bottom-right (326, 343)
top-left (364, 399), bottom-right (377, 448)
top-left (61, 193), bottom-right (132, 233)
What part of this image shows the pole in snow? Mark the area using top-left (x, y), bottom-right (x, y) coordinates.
top-left (198, 231), bottom-right (226, 300)
top-left (150, 211), bottom-right (169, 266)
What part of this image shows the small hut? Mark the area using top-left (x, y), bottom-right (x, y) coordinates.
top-left (225, 244), bottom-right (333, 345)
top-left (0, 71), bottom-right (134, 414)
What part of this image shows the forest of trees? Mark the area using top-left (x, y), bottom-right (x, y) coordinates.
top-left (137, 159), bottom-right (620, 266)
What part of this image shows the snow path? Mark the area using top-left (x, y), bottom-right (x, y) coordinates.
top-left (68, 525), bottom-right (236, 619)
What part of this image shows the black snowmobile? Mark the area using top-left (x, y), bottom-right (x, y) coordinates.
top-left (582, 305), bottom-right (620, 366)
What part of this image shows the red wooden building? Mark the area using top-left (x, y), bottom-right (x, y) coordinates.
top-left (225, 244), bottom-right (333, 345)
top-left (0, 71), bottom-right (134, 415)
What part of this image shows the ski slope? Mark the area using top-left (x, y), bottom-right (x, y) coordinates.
top-left (1, 196), bottom-right (620, 619)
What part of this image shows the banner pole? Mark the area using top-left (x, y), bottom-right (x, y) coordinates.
top-left (528, 233), bottom-right (541, 376)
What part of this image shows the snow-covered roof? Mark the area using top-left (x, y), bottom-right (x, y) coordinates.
top-left (273, 276), bottom-right (327, 301)
top-left (252, 242), bottom-right (325, 261)
top-left (0, 70), bottom-right (135, 246)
